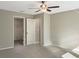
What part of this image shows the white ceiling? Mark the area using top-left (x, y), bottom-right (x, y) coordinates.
top-left (0, 1), bottom-right (79, 15)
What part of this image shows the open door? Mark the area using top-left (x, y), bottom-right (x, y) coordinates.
top-left (26, 19), bottom-right (40, 45)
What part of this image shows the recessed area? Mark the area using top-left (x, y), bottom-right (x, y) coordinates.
top-left (14, 17), bottom-right (24, 46)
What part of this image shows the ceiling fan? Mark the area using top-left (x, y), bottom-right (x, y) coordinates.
top-left (29, 1), bottom-right (60, 12)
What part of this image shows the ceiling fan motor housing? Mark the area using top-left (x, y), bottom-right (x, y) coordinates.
top-left (40, 4), bottom-right (48, 12)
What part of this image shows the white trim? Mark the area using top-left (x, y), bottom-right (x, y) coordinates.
top-left (23, 17), bottom-right (26, 46)
top-left (13, 16), bottom-right (25, 19)
top-left (0, 47), bottom-right (14, 51)
top-left (13, 16), bottom-right (14, 47)
top-left (43, 43), bottom-right (52, 47)
top-left (13, 16), bottom-right (26, 47)
top-left (27, 42), bottom-right (39, 45)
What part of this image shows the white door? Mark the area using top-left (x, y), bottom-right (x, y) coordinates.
top-left (27, 19), bottom-right (37, 45)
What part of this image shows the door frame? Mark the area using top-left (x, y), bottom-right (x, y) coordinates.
top-left (13, 16), bottom-right (26, 47)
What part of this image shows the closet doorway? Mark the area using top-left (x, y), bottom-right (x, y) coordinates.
top-left (14, 16), bottom-right (25, 46)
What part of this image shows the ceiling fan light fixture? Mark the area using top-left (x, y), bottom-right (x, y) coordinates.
top-left (40, 4), bottom-right (47, 12)
top-left (41, 9), bottom-right (47, 12)
top-left (29, 1), bottom-right (60, 13)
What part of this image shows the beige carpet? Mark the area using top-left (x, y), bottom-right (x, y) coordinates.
top-left (0, 44), bottom-right (66, 58)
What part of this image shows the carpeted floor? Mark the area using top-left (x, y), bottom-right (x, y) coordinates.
top-left (0, 44), bottom-right (67, 58)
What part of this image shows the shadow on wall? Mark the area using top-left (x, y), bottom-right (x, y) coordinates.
top-left (51, 29), bottom-right (79, 49)
top-left (59, 34), bottom-right (79, 49)
top-left (50, 16), bottom-right (60, 46)
top-left (51, 33), bottom-right (60, 46)
top-left (50, 10), bottom-right (79, 50)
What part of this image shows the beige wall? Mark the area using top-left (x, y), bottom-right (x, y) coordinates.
top-left (51, 10), bottom-right (79, 50)
top-left (0, 9), bottom-right (33, 49)
top-left (33, 13), bottom-right (44, 45)
top-left (35, 19), bottom-right (40, 44)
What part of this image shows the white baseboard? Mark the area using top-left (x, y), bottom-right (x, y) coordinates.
top-left (0, 47), bottom-right (14, 51)
top-left (27, 42), bottom-right (39, 45)
top-left (43, 43), bottom-right (52, 47)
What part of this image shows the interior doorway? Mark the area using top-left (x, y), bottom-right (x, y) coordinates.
top-left (13, 17), bottom-right (40, 47)
top-left (14, 16), bottom-right (25, 46)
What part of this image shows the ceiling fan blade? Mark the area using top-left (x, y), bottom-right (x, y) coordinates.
top-left (48, 6), bottom-right (60, 8)
top-left (47, 9), bottom-right (51, 12)
top-left (35, 10), bottom-right (40, 12)
top-left (28, 8), bottom-right (39, 9)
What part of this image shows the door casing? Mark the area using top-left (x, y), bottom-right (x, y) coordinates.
top-left (13, 16), bottom-right (26, 47)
